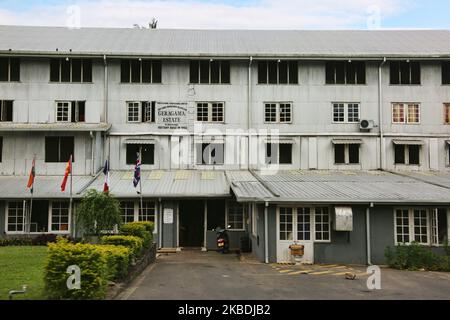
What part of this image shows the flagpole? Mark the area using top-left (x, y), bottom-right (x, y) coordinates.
top-left (28, 155), bottom-right (36, 234)
top-left (69, 155), bottom-right (73, 237)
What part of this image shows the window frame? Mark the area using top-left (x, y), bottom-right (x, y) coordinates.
top-left (5, 201), bottom-right (25, 234)
top-left (394, 208), bottom-right (431, 245)
top-left (258, 60), bottom-right (298, 85)
top-left (394, 144), bottom-right (421, 165)
top-left (120, 59), bottom-right (162, 84)
top-left (392, 103), bottom-right (421, 124)
top-left (189, 60), bottom-right (230, 84)
top-left (126, 143), bottom-right (155, 165)
top-left (226, 201), bottom-right (246, 231)
top-left (196, 143), bottom-right (225, 165)
top-left (334, 143), bottom-right (361, 165)
top-left (196, 102), bottom-right (225, 123)
top-left (389, 61), bottom-right (421, 85)
top-left (49, 58), bottom-right (92, 83)
top-left (0, 57), bottom-right (20, 82)
top-left (265, 143), bottom-right (293, 165)
top-left (0, 100), bottom-right (13, 122)
top-left (44, 136), bottom-right (75, 163)
top-left (443, 61), bottom-right (450, 85)
top-left (332, 102), bottom-right (360, 123)
top-left (264, 102), bottom-right (293, 124)
top-left (49, 201), bottom-right (71, 234)
top-left (325, 61), bottom-right (366, 85)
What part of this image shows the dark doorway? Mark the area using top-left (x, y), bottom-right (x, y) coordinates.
top-left (31, 200), bottom-right (49, 233)
top-left (179, 200), bottom-right (204, 247)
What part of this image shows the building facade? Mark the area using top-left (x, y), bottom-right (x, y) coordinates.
top-left (0, 26), bottom-right (450, 264)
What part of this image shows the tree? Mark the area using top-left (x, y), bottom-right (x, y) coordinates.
top-left (76, 189), bottom-right (122, 236)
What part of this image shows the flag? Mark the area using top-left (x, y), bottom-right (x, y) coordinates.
top-left (133, 152), bottom-right (141, 188)
top-left (103, 159), bottom-right (110, 193)
top-left (61, 155), bottom-right (72, 192)
top-left (27, 157), bottom-right (36, 194)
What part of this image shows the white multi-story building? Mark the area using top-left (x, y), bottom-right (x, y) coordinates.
top-left (1, 26), bottom-right (450, 264)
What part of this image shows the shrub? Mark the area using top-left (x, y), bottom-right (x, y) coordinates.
top-left (385, 242), bottom-right (450, 272)
top-left (0, 237), bottom-right (33, 246)
top-left (120, 222), bottom-right (153, 249)
top-left (44, 238), bottom-right (109, 300)
top-left (76, 189), bottom-right (122, 236)
top-left (101, 235), bottom-right (143, 256)
top-left (96, 245), bottom-right (132, 280)
top-left (32, 234), bottom-right (59, 246)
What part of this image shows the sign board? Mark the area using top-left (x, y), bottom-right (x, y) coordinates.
top-left (156, 102), bottom-right (192, 130)
top-left (334, 207), bottom-right (353, 231)
top-left (163, 208), bottom-right (174, 224)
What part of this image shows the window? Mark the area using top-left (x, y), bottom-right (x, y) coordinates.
top-left (127, 101), bottom-right (155, 123)
top-left (395, 209), bottom-right (430, 245)
top-left (0, 100), bottom-right (13, 122)
top-left (45, 136), bottom-right (74, 163)
top-left (190, 60), bottom-right (230, 84)
top-left (121, 59), bottom-right (161, 84)
top-left (264, 103), bottom-right (292, 123)
top-left (139, 201), bottom-right (156, 223)
top-left (443, 62), bottom-right (450, 85)
top-left (227, 202), bottom-right (246, 230)
top-left (392, 103), bottom-right (420, 124)
top-left (265, 143), bottom-right (292, 165)
top-left (258, 61), bottom-right (298, 84)
top-left (334, 143), bottom-right (360, 165)
top-left (7, 201), bottom-right (24, 232)
top-left (297, 207), bottom-right (311, 241)
top-left (51, 201), bottom-right (70, 232)
top-left (444, 104), bottom-right (450, 124)
top-left (120, 201), bottom-right (135, 223)
top-left (394, 144), bottom-right (421, 165)
top-left (0, 58), bottom-right (20, 82)
top-left (279, 207), bottom-right (293, 240)
top-left (50, 58), bottom-right (92, 83)
top-left (390, 61), bottom-right (421, 85)
top-left (314, 207), bottom-right (330, 241)
top-left (332, 103), bottom-right (360, 123)
top-left (196, 102), bottom-right (224, 122)
top-left (55, 101), bottom-right (85, 123)
top-left (325, 61), bottom-right (365, 85)
top-left (431, 209), bottom-right (448, 246)
top-left (196, 143), bottom-right (224, 165)
top-left (126, 144), bottom-right (154, 165)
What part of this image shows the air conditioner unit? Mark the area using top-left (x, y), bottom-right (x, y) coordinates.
top-left (359, 119), bottom-right (375, 131)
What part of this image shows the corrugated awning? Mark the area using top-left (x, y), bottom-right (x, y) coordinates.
top-left (194, 136), bottom-right (225, 144)
top-left (446, 140), bottom-right (450, 145)
top-left (124, 139), bottom-right (156, 145)
top-left (392, 139), bottom-right (425, 145)
top-left (263, 138), bottom-right (295, 144)
top-left (332, 139), bottom-right (363, 145)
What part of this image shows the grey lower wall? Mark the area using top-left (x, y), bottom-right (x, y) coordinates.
top-left (370, 206), bottom-right (395, 265)
top-left (314, 206), bottom-right (367, 265)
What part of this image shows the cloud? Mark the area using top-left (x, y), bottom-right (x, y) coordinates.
top-left (0, 0), bottom-right (412, 29)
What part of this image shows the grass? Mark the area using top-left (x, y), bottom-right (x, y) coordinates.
top-left (0, 246), bottom-right (47, 300)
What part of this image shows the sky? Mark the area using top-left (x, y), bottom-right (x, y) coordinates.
top-left (0, 0), bottom-right (449, 29)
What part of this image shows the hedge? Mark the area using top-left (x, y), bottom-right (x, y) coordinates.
top-left (101, 235), bottom-right (143, 256)
top-left (385, 242), bottom-right (450, 272)
top-left (45, 239), bottom-right (109, 300)
top-left (120, 221), bottom-right (154, 249)
top-left (96, 245), bottom-right (132, 280)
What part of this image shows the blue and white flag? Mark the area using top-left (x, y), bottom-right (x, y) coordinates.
top-left (133, 152), bottom-right (141, 188)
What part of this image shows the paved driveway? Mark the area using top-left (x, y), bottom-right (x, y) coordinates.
top-left (117, 251), bottom-right (450, 300)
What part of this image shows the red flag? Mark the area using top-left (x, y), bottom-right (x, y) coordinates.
top-left (61, 155), bottom-right (72, 192)
top-left (27, 157), bottom-right (36, 192)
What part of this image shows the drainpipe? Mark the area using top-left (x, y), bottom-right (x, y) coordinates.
top-left (103, 55), bottom-right (108, 165)
top-left (247, 56), bottom-right (253, 170)
top-left (378, 57), bottom-right (387, 170)
top-left (366, 203), bottom-right (373, 265)
top-left (264, 201), bottom-right (269, 264)
top-left (89, 131), bottom-right (95, 176)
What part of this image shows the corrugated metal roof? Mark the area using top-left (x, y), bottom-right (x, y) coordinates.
top-left (1, 26), bottom-right (450, 58)
top-left (0, 122), bottom-right (111, 132)
top-left (226, 171), bottom-right (274, 201)
top-left (247, 170), bottom-right (450, 204)
top-left (395, 171), bottom-right (450, 189)
top-left (0, 175), bottom-right (93, 199)
top-left (85, 170), bottom-right (231, 198)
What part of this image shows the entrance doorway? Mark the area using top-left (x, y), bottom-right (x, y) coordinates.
top-left (31, 200), bottom-right (49, 233)
top-left (179, 200), bottom-right (204, 248)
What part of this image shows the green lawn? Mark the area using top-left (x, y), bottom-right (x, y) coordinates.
top-left (0, 246), bottom-right (48, 300)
